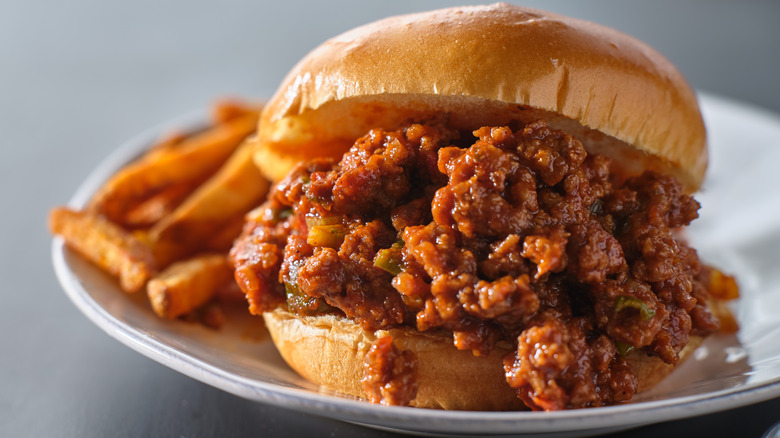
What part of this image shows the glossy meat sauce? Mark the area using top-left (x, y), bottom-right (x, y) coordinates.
top-left (230, 120), bottom-right (719, 410)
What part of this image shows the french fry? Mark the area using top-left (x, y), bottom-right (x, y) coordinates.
top-left (50, 99), bottom-right (268, 327)
top-left (147, 253), bottom-right (232, 319)
top-left (199, 302), bottom-right (227, 330)
top-left (145, 140), bottom-right (270, 267)
top-left (49, 207), bottom-right (156, 293)
top-left (212, 99), bottom-right (262, 125)
top-left (709, 298), bottom-right (739, 333)
top-left (707, 268), bottom-right (740, 301)
top-left (203, 215), bottom-right (246, 252)
top-left (143, 131), bottom-right (188, 160)
top-left (122, 182), bottom-right (194, 228)
top-left (88, 110), bottom-right (260, 223)
top-left (215, 280), bottom-right (246, 304)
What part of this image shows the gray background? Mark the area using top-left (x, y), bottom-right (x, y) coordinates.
top-left (2, 1), bottom-right (779, 437)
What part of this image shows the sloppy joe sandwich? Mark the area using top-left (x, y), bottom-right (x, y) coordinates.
top-left (230, 3), bottom-right (738, 410)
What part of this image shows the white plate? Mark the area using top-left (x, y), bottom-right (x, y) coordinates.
top-left (52, 94), bottom-right (780, 437)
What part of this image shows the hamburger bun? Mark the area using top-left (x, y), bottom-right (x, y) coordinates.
top-left (263, 308), bottom-right (702, 410)
top-left (237, 4), bottom-right (720, 411)
top-left (253, 3), bottom-right (706, 191)
top-left (262, 308), bottom-right (522, 410)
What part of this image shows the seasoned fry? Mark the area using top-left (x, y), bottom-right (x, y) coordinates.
top-left (143, 131), bottom-right (188, 160)
top-left (50, 99), bottom-right (268, 326)
top-left (199, 302), bottom-right (227, 329)
top-left (49, 207), bottom-right (156, 293)
top-left (122, 182), bottom-right (194, 228)
top-left (147, 253), bottom-right (232, 319)
top-left (215, 280), bottom-right (246, 304)
top-left (212, 99), bottom-right (262, 125)
top-left (146, 140), bottom-right (270, 266)
top-left (203, 215), bottom-right (246, 252)
top-left (88, 110), bottom-right (260, 223)
top-left (707, 267), bottom-right (740, 301)
top-left (709, 298), bottom-right (739, 333)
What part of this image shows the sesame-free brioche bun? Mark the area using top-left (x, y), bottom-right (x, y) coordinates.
top-left (253, 3), bottom-right (707, 191)
top-left (250, 3), bottom-right (713, 411)
top-left (262, 308), bottom-right (523, 410)
top-left (263, 308), bottom-right (702, 411)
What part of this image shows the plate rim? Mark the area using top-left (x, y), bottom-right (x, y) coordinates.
top-left (51, 93), bottom-right (780, 436)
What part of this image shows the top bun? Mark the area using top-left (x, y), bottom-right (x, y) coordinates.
top-left (255, 3), bottom-right (707, 190)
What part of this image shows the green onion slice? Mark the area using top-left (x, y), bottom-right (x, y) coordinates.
top-left (374, 241), bottom-right (404, 276)
top-left (273, 208), bottom-right (293, 222)
top-left (614, 295), bottom-right (656, 321)
top-left (285, 281), bottom-right (329, 315)
top-left (615, 340), bottom-right (635, 356)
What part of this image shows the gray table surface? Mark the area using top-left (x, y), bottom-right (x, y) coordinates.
top-left (2, 1), bottom-right (779, 437)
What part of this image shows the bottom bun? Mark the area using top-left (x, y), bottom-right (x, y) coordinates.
top-left (262, 308), bottom-right (701, 410)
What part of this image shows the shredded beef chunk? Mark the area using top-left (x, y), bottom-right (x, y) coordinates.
top-left (231, 120), bottom-right (723, 409)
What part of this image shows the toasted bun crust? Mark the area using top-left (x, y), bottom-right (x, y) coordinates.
top-left (254, 3), bottom-right (707, 190)
top-left (263, 308), bottom-right (701, 410)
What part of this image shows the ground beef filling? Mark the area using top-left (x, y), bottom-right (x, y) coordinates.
top-left (230, 120), bottom-right (720, 410)
top-left (362, 334), bottom-right (419, 406)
